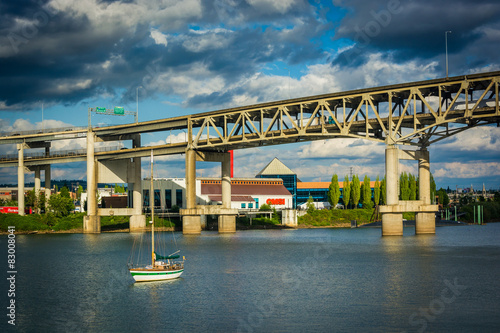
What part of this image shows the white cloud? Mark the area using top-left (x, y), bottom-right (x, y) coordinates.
top-left (150, 29), bottom-right (168, 46)
top-left (433, 162), bottom-right (500, 178)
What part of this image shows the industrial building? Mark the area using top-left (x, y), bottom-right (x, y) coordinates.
top-left (141, 177), bottom-right (293, 211)
top-left (140, 157), bottom-right (378, 211)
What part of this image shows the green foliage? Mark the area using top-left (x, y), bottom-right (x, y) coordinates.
top-left (48, 193), bottom-right (74, 217)
top-left (170, 205), bottom-right (180, 213)
top-left (298, 208), bottom-right (373, 226)
top-left (461, 201), bottom-right (500, 222)
top-left (77, 185), bottom-right (84, 200)
top-left (114, 183), bottom-right (126, 194)
top-left (0, 214), bottom-right (50, 232)
top-left (328, 174), bottom-right (341, 208)
top-left (380, 177), bottom-right (386, 205)
top-left (494, 192), bottom-right (500, 203)
top-left (60, 186), bottom-right (70, 198)
top-left (306, 195), bottom-right (315, 214)
top-left (409, 174), bottom-right (417, 200)
top-left (430, 173), bottom-right (436, 203)
top-left (400, 172), bottom-right (410, 200)
top-left (342, 175), bottom-right (351, 209)
top-left (351, 175), bottom-right (360, 208)
top-left (362, 175), bottom-right (372, 209)
top-left (437, 188), bottom-right (450, 206)
top-left (259, 203), bottom-right (272, 211)
top-left (373, 176), bottom-right (380, 206)
top-left (0, 199), bottom-right (17, 207)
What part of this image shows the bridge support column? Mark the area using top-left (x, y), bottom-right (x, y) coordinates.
top-left (130, 135), bottom-right (145, 231)
top-left (183, 149), bottom-right (201, 234)
top-left (17, 144), bottom-right (25, 216)
top-left (44, 164), bottom-right (51, 204)
top-left (84, 130), bottom-right (100, 233)
top-left (34, 167), bottom-right (41, 214)
top-left (381, 145), bottom-right (403, 236)
top-left (415, 149), bottom-right (435, 234)
top-left (219, 152), bottom-right (235, 233)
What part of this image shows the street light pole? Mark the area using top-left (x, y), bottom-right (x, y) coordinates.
top-left (136, 86), bottom-right (142, 123)
top-left (445, 31), bottom-right (452, 78)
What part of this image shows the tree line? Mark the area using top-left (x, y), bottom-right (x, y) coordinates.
top-left (326, 172), bottom-right (438, 209)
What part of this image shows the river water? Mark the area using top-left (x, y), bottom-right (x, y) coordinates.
top-left (1, 224), bottom-right (500, 332)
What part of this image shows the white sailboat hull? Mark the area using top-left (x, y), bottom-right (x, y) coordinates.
top-left (129, 268), bottom-right (184, 282)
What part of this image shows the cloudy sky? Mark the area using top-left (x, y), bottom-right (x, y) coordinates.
top-left (1, 0), bottom-right (499, 190)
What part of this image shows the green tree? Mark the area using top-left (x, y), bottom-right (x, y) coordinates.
top-left (400, 172), bottom-right (410, 200)
top-left (25, 189), bottom-right (37, 209)
top-left (76, 185), bottom-right (84, 200)
top-left (437, 188), bottom-right (450, 207)
top-left (362, 175), bottom-right (372, 209)
top-left (430, 173), bottom-right (436, 204)
top-left (380, 177), bottom-right (386, 205)
top-left (60, 185), bottom-right (70, 198)
top-left (409, 173), bottom-right (417, 200)
top-left (328, 174), bottom-right (341, 209)
top-left (259, 204), bottom-right (272, 211)
top-left (373, 176), bottom-right (381, 206)
top-left (343, 175), bottom-right (351, 209)
top-left (306, 195), bottom-right (315, 214)
top-left (351, 175), bottom-right (360, 209)
top-left (48, 193), bottom-right (74, 217)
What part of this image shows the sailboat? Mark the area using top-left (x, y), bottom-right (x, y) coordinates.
top-left (128, 150), bottom-right (184, 282)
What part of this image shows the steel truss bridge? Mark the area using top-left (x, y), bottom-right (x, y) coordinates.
top-left (0, 71), bottom-right (499, 167)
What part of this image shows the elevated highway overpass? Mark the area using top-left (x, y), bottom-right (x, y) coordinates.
top-left (1, 71), bottom-right (499, 235)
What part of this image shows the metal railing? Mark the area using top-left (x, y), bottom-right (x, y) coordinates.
top-left (0, 146), bottom-right (122, 161)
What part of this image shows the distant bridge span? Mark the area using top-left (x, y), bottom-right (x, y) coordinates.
top-left (1, 71), bottom-right (499, 235)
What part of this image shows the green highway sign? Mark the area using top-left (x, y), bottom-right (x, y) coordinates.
top-left (96, 107), bottom-right (106, 113)
top-left (114, 106), bottom-right (124, 115)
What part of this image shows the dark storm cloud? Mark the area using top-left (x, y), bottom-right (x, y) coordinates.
top-left (332, 0), bottom-right (500, 70)
top-left (0, 0), bottom-right (326, 111)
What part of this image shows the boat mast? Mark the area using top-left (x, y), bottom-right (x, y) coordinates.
top-left (150, 150), bottom-right (155, 267)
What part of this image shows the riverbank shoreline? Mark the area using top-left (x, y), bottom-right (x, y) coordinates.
top-left (2, 221), bottom-right (495, 235)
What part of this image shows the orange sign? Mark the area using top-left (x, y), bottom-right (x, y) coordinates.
top-left (266, 198), bottom-right (285, 205)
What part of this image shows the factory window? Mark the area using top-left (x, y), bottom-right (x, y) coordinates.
top-left (176, 189), bottom-right (183, 208)
top-left (241, 203), bottom-right (246, 208)
top-left (248, 203), bottom-right (253, 209)
top-left (165, 190), bottom-right (172, 208)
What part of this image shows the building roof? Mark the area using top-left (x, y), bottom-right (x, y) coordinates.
top-left (208, 195), bottom-right (255, 202)
top-left (201, 184), bottom-right (292, 196)
top-left (297, 181), bottom-right (378, 190)
top-left (256, 157), bottom-right (296, 176)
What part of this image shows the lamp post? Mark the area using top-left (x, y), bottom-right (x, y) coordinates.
top-left (136, 86), bottom-right (142, 123)
top-left (445, 31), bottom-right (452, 78)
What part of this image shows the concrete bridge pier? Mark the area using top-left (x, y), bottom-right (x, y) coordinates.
top-left (17, 143), bottom-right (25, 216)
top-left (415, 149), bottom-right (435, 234)
top-left (129, 135), bottom-right (146, 231)
top-left (381, 145), bottom-right (403, 236)
top-left (219, 152), bottom-right (235, 233)
top-left (45, 145), bottom-right (52, 203)
top-left (182, 148), bottom-right (202, 234)
top-left (83, 130), bottom-right (100, 233)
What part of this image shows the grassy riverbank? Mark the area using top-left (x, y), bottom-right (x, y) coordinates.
top-left (298, 209), bottom-right (416, 227)
top-left (0, 213), bottom-right (180, 233)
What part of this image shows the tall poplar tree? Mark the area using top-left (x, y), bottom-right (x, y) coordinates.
top-left (362, 175), bottom-right (372, 209)
top-left (343, 175), bottom-right (351, 209)
top-left (400, 172), bottom-right (410, 200)
top-left (351, 175), bottom-right (361, 209)
top-left (328, 174), bottom-right (341, 209)
top-left (380, 177), bottom-right (386, 205)
top-left (409, 173), bottom-right (417, 200)
top-left (373, 176), bottom-right (380, 206)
